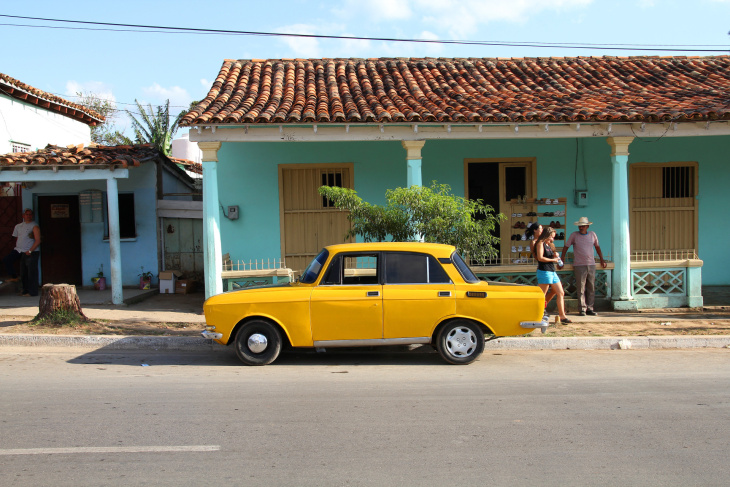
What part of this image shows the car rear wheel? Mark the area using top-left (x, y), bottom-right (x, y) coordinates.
top-left (436, 320), bottom-right (484, 365)
top-left (234, 320), bottom-right (282, 366)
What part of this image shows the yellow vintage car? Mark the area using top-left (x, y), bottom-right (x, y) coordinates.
top-left (203, 242), bottom-right (547, 365)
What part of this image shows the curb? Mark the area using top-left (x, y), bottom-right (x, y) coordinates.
top-left (1, 334), bottom-right (729, 351)
top-left (0, 335), bottom-right (217, 351)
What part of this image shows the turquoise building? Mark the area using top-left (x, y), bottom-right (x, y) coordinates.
top-left (182, 57), bottom-right (730, 309)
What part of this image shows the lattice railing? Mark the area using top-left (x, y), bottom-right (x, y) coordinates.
top-left (631, 249), bottom-right (698, 262)
top-left (477, 270), bottom-right (610, 299)
top-left (632, 269), bottom-right (686, 295)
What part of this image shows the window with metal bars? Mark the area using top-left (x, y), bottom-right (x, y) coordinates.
top-left (321, 170), bottom-right (344, 208)
top-left (662, 166), bottom-right (693, 198)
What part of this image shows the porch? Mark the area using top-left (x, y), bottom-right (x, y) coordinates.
top-left (473, 250), bottom-right (703, 310)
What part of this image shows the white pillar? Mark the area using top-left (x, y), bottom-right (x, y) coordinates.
top-left (106, 177), bottom-right (123, 305)
top-left (402, 140), bottom-right (425, 187)
top-left (607, 136), bottom-right (637, 310)
top-left (199, 142), bottom-right (223, 299)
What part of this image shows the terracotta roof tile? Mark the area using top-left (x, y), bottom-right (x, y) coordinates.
top-left (181, 56), bottom-right (730, 126)
top-left (0, 144), bottom-right (159, 170)
top-left (0, 73), bottom-right (105, 125)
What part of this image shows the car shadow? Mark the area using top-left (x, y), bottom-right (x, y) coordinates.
top-left (66, 344), bottom-right (447, 367)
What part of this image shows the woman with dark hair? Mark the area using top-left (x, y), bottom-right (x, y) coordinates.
top-left (534, 227), bottom-right (571, 324)
top-left (526, 222), bottom-right (555, 320)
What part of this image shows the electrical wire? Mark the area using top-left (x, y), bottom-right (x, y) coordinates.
top-left (1, 14), bottom-right (729, 52)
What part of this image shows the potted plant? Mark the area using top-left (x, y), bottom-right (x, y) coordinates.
top-left (91, 265), bottom-right (106, 290)
top-left (139, 266), bottom-right (153, 290)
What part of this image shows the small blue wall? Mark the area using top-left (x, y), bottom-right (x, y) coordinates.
top-left (24, 162), bottom-right (159, 287)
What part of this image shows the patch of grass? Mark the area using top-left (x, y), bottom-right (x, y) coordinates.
top-left (31, 309), bottom-right (89, 327)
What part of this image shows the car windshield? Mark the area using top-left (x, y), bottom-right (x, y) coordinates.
top-left (451, 251), bottom-right (480, 284)
top-left (300, 249), bottom-right (329, 284)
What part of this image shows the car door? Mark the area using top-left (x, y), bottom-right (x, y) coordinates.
top-left (310, 252), bottom-right (383, 342)
top-left (382, 252), bottom-right (455, 339)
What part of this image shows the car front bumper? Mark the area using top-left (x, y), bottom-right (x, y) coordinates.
top-left (201, 330), bottom-right (223, 340)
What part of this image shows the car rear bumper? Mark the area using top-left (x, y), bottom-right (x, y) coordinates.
top-left (520, 320), bottom-right (550, 333)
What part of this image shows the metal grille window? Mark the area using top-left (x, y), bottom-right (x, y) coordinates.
top-left (662, 166), bottom-right (693, 199)
top-left (321, 170), bottom-right (344, 208)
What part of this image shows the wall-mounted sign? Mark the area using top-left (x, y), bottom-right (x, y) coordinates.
top-left (51, 204), bottom-right (70, 218)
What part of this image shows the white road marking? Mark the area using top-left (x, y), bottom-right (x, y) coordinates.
top-left (0, 445), bottom-right (221, 455)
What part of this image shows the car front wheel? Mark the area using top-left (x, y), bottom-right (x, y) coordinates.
top-left (436, 320), bottom-right (484, 365)
top-left (234, 320), bottom-right (282, 366)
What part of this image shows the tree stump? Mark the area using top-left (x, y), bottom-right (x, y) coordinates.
top-left (34, 283), bottom-right (88, 322)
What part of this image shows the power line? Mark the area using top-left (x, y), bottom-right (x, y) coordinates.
top-left (1, 13), bottom-right (728, 52)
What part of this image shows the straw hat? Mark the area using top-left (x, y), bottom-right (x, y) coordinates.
top-left (574, 216), bottom-right (593, 226)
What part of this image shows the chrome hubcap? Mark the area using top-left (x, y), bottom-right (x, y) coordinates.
top-left (248, 333), bottom-right (268, 353)
top-left (445, 327), bottom-right (476, 357)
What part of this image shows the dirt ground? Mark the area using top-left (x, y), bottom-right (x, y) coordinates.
top-left (0, 315), bottom-right (203, 337)
top-left (1, 313), bottom-right (729, 338)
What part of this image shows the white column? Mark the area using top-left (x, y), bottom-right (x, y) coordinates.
top-left (401, 140), bottom-right (425, 187)
top-left (106, 177), bottom-right (123, 305)
top-left (199, 142), bottom-right (223, 299)
top-left (607, 136), bottom-right (636, 310)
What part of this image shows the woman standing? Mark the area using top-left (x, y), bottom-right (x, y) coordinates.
top-left (534, 227), bottom-right (571, 324)
top-left (526, 223), bottom-right (555, 319)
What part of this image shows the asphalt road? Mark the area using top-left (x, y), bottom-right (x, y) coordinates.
top-left (1, 347), bottom-right (728, 487)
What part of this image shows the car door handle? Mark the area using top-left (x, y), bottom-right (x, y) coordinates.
top-left (367, 291), bottom-right (380, 297)
top-left (438, 291), bottom-right (452, 297)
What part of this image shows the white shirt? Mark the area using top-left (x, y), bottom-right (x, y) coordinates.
top-left (13, 220), bottom-right (39, 253)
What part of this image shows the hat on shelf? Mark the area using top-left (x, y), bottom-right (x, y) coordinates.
top-left (574, 216), bottom-right (593, 226)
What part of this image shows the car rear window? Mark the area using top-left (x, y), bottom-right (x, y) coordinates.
top-left (451, 251), bottom-right (480, 283)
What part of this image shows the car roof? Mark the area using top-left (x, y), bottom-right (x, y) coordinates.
top-left (324, 241), bottom-right (456, 257)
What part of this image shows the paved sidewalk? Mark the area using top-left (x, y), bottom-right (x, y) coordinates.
top-left (0, 285), bottom-right (728, 352)
top-left (0, 287), bottom-right (206, 324)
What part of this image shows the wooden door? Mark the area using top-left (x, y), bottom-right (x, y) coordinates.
top-left (0, 184), bottom-right (23, 277)
top-left (629, 162), bottom-right (698, 258)
top-left (279, 164), bottom-right (354, 275)
top-left (38, 195), bottom-right (82, 285)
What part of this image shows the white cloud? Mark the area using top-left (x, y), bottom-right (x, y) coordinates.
top-left (276, 24), bottom-right (322, 57)
top-left (338, 0), bottom-right (413, 21)
top-left (65, 80), bottom-right (116, 103)
top-left (415, 0), bottom-right (593, 37)
top-left (141, 83), bottom-right (192, 111)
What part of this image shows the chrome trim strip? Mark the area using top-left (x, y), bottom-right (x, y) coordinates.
top-left (201, 331), bottom-right (223, 340)
top-left (313, 337), bottom-right (431, 348)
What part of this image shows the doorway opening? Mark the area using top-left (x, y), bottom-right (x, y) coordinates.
top-left (465, 159), bottom-right (536, 263)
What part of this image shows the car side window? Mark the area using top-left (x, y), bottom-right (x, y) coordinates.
top-left (341, 253), bottom-right (379, 285)
top-left (322, 255), bottom-right (342, 285)
top-left (385, 252), bottom-right (452, 284)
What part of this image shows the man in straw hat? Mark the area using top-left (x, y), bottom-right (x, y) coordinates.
top-left (560, 216), bottom-right (606, 316)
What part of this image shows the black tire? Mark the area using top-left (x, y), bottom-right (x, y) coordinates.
top-left (234, 320), bottom-right (282, 366)
top-left (436, 320), bottom-right (484, 365)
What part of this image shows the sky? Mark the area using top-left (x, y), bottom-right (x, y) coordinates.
top-left (2, 0), bottom-right (729, 136)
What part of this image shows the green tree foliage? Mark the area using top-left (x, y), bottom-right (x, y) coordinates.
top-left (75, 91), bottom-right (132, 146)
top-left (127, 99), bottom-right (186, 155)
top-left (318, 182), bottom-right (505, 262)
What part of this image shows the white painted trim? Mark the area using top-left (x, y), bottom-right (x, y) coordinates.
top-left (0, 168), bottom-right (129, 182)
top-left (188, 121), bottom-right (730, 143)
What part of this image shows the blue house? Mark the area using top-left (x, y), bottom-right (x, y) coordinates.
top-left (0, 144), bottom-right (201, 304)
top-left (181, 56), bottom-right (730, 309)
